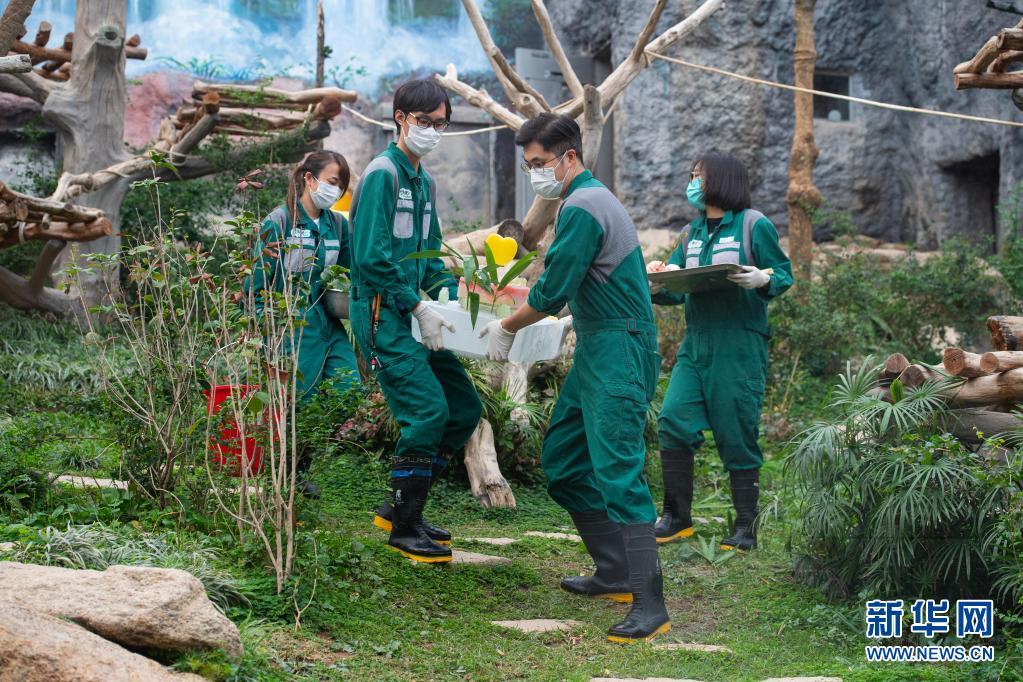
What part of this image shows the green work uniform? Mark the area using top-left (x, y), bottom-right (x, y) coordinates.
top-left (247, 204), bottom-right (360, 400)
top-left (348, 142), bottom-right (482, 481)
top-left (654, 209), bottom-right (793, 471)
top-left (531, 170), bottom-right (661, 526)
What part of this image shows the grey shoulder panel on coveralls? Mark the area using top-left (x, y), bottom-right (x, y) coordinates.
top-left (562, 186), bottom-right (640, 283)
top-left (350, 155), bottom-right (399, 221)
top-left (266, 206), bottom-right (289, 233)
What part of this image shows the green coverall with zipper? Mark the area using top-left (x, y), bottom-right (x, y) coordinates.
top-left (654, 209), bottom-right (793, 471)
top-left (532, 170), bottom-right (661, 526)
top-left (246, 203), bottom-right (360, 400)
top-left (348, 142), bottom-right (483, 482)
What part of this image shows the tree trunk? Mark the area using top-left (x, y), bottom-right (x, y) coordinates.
top-left (785, 0), bottom-right (821, 293)
top-left (315, 1), bottom-right (324, 88)
top-left (42, 0), bottom-right (132, 308)
top-left (988, 315), bottom-right (1023, 350)
top-left (950, 368), bottom-right (1023, 407)
top-left (882, 352), bottom-right (910, 379)
top-left (0, 0), bottom-right (36, 55)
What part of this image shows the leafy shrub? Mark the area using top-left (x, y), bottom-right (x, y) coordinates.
top-left (786, 360), bottom-right (1023, 610)
top-left (771, 243), bottom-right (1005, 377)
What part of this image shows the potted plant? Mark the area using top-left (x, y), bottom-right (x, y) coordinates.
top-left (406, 233), bottom-right (536, 328)
top-left (319, 264), bottom-right (351, 320)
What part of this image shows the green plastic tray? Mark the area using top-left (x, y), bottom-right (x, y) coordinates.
top-left (648, 264), bottom-right (743, 294)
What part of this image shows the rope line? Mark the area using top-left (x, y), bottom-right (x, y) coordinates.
top-left (645, 51), bottom-right (1023, 128)
top-left (341, 104), bottom-right (508, 136)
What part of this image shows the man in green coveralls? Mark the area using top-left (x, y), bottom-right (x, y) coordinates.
top-left (479, 113), bottom-right (670, 643)
top-left (348, 79), bottom-right (483, 564)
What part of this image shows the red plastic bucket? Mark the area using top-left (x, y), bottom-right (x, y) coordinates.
top-left (205, 384), bottom-right (268, 476)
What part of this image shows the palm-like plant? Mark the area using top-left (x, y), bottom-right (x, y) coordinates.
top-left (786, 358), bottom-right (1023, 610)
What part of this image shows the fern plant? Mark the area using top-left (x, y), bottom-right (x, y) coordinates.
top-left (786, 358), bottom-right (1023, 611)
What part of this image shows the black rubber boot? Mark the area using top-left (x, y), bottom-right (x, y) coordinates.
top-left (374, 453), bottom-right (452, 544)
top-left (607, 523), bottom-right (671, 643)
top-left (387, 478), bottom-right (452, 563)
top-left (560, 511), bottom-right (632, 603)
top-left (295, 444), bottom-right (321, 499)
top-left (654, 449), bottom-right (694, 544)
top-left (720, 468), bottom-right (759, 551)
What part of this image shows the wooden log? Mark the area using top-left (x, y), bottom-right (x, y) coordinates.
top-left (955, 71), bottom-right (1023, 89)
top-left (434, 64), bottom-right (524, 130)
top-left (988, 316), bottom-right (1023, 350)
top-left (997, 27), bottom-right (1023, 51)
top-left (948, 408), bottom-right (1021, 444)
top-left (980, 351), bottom-right (1023, 373)
top-left (0, 181), bottom-right (105, 224)
top-left (0, 54), bottom-right (30, 74)
top-left (0, 0), bottom-right (36, 56)
top-left (954, 35), bottom-right (1001, 74)
top-left (898, 364), bottom-right (946, 388)
top-left (0, 217), bottom-right (113, 249)
top-left (176, 105), bottom-right (306, 130)
top-left (942, 348), bottom-right (991, 378)
top-left (192, 81), bottom-right (357, 107)
top-left (33, 21), bottom-right (51, 48)
top-left (990, 49), bottom-right (1023, 73)
top-left (10, 38), bottom-right (146, 65)
top-left (531, 0), bottom-right (584, 99)
top-left (310, 94), bottom-right (342, 121)
top-left (949, 368), bottom-right (1023, 407)
top-left (463, 419), bottom-right (516, 509)
top-left (882, 352), bottom-right (910, 378)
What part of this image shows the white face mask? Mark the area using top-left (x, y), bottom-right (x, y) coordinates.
top-left (529, 152), bottom-right (569, 200)
top-left (403, 117), bottom-right (442, 157)
top-left (309, 177), bottom-right (341, 209)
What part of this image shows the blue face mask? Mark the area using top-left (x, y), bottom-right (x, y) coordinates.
top-left (686, 177), bottom-right (706, 211)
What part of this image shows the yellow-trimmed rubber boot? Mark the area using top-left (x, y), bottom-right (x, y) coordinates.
top-left (387, 480), bottom-right (452, 564)
top-left (559, 511), bottom-right (633, 604)
top-left (720, 468), bottom-right (758, 551)
top-left (373, 500), bottom-right (451, 545)
top-left (655, 449), bottom-right (694, 544)
top-left (607, 523), bottom-right (671, 644)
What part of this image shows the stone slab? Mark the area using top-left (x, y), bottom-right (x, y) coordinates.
top-left (523, 531), bottom-right (580, 541)
top-left (490, 619), bottom-right (579, 633)
top-left (655, 642), bottom-right (734, 654)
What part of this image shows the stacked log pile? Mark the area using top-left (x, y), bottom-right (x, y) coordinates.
top-left (879, 316), bottom-right (1023, 444)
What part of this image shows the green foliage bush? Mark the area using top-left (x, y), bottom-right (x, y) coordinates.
top-left (770, 242), bottom-right (1005, 377)
top-left (786, 360), bottom-right (1023, 610)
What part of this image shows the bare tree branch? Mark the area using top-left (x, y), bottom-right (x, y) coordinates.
top-left (531, 0), bottom-right (583, 99)
top-left (434, 64), bottom-right (526, 130)
top-left (0, 54), bottom-right (30, 73)
top-left (628, 0), bottom-right (668, 65)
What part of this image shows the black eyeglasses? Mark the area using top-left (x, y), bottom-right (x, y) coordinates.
top-left (403, 112), bottom-right (450, 132)
top-left (520, 152), bottom-right (567, 174)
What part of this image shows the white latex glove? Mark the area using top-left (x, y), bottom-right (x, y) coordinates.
top-left (478, 319), bottom-right (516, 361)
top-left (727, 265), bottom-right (771, 290)
top-left (646, 260), bottom-right (665, 273)
top-left (412, 303), bottom-right (455, 351)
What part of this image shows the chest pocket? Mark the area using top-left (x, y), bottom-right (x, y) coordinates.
top-left (323, 239), bottom-right (340, 267)
top-left (393, 199), bottom-right (415, 239)
top-left (684, 239), bottom-right (703, 270)
top-left (711, 241), bottom-right (741, 266)
top-left (285, 237), bottom-right (316, 273)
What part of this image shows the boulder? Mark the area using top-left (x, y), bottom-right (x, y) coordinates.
top-left (0, 561), bottom-right (242, 659)
top-left (0, 602), bottom-right (205, 682)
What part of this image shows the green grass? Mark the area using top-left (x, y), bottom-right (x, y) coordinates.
top-left (177, 449), bottom-right (1000, 682)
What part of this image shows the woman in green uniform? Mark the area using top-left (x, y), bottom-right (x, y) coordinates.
top-left (649, 152), bottom-right (792, 551)
top-left (246, 150), bottom-right (361, 494)
top-left (349, 79), bottom-right (483, 564)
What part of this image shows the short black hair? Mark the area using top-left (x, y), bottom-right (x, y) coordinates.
top-left (693, 152), bottom-right (751, 212)
top-left (514, 113), bottom-right (584, 165)
top-left (393, 79), bottom-right (451, 127)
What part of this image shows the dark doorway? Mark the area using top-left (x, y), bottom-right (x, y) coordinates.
top-left (941, 153), bottom-right (1000, 251)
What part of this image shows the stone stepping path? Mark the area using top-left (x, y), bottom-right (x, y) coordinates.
top-left (463, 537), bottom-right (518, 546)
top-left (655, 642), bottom-right (733, 654)
top-left (762, 678), bottom-right (842, 682)
top-left (523, 531), bottom-right (580, 541)
top-left (451, 550), bottom-right (512, 566)
top-left (53, 475), bottom-right (128, 490)
top-left (491, 619), bottom-right (579, 633)
top-left (592, 678), bottom-right (704, 682)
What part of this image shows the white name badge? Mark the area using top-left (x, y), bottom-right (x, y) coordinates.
top-left (399, 187), bottom-right (413, 200)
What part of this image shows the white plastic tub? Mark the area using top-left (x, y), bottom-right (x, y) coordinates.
top-left (411, 301), bottom-right (568, 362)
